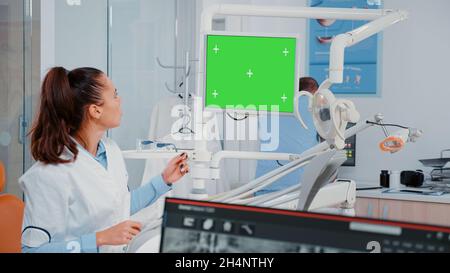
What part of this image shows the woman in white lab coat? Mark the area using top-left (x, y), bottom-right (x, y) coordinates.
top-left (20, 67), bottom-right (189, 253)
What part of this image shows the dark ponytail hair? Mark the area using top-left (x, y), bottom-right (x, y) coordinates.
top-left (30, 67), bottom-right (105, 164)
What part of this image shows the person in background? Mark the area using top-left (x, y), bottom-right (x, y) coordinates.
top-left (299, 77), bottom-right (319, 95)
top-left (255, 77), bottom-right (319, 195)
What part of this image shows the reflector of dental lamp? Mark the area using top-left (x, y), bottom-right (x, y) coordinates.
top-left (379, 129), bottom-right (407, 153)
top-left (295, 88), bottom-right (360, 150)
top-left (379, 128), bottom-right (423, 153)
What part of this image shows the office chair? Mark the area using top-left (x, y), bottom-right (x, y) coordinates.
top-left (0, 161), bottom-right (25, 253)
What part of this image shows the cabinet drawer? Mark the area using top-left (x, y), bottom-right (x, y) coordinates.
top-left (379, 199), bottom-right (450, 227)
top-left (355, 198), bottom-right (380, 219)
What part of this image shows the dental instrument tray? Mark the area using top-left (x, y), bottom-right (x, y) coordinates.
top-left (419, 149), bottom-right (450, 168)
top-left (420, 150), bottom-right (450, 180)
top-left (429, 168), bottom-right (450, 182)
top-left (382, 189), bottom-right (447, 196)
top-left (420, 150), bottom-right (450, 191)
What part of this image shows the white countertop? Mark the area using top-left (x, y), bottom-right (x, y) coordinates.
top-left (356, 182), bottom-right (450, 204)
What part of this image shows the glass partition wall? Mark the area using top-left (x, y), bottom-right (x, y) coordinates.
top-left (0, 0), bottom-right (38, 197)
top-left (108, 0), bottom-right (196, 189)
top-left (1, 0), bottom-right (197, 196)
top-left (0, 0), bottom-right (278, 198)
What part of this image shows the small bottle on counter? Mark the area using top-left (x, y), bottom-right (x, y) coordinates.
top-left (380, 170), bottom-right (390, 188)
top-left (390, 170), bottom-right (401, 189)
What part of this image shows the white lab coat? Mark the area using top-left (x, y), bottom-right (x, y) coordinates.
top-left (20, 138), bottom-right (131, 253)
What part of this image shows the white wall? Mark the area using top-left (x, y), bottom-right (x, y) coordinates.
top-left (108, 0), bottom-right (179, 189)
top-left (40, 0), bottom-right (54, 79)
top-left (339, 0), bottom-right (450, 183)
top-left (41, 0), bottom-right (108, 77)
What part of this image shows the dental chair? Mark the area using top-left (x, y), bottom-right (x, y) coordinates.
top-left (0, 161), bottom-right (25, 253)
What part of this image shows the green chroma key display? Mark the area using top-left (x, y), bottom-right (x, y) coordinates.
top-left (205, 34), bottom-right (298, 113)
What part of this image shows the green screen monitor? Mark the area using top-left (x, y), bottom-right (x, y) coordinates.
top-left (204, 33), bottom-right (299, 114)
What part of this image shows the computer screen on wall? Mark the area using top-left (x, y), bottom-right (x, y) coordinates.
top-left (160, 198), bottom-right (450, 253)
top-left (204, 33), bottom-right (298, 114)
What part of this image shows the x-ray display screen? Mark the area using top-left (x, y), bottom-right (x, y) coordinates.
top-left (161, 198), bottom-right (450, 253)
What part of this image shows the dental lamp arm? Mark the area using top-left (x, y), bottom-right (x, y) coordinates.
top-left (364, 120), bottom-right (423, 153)
top-left (223, 161), bottom-right (310, 203)
top-left (295, 91), bottom-right (314, 130)
top-left (264, 180), bottom-right (356, 213)
top-left (408, 128), bottom-right (423, 143)
top-left (201, 5), bottom-right (392, 33)
top-left (328, 10), bottom-right (408, 85)
top-left (210, 151), bottom-right (302, 169)
top-left (210, 116), bottom-right (383, 203)
top-left (121, 115), bottom-right (385, 162)
top-left (210, 154), bottom-right (317, 202)
top-left (242, 184), bottom-right (301, 206)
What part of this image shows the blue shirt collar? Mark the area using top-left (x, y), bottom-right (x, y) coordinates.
top-left (96, 140), bottom-right (107, 159)
top-left (71, 138), bottom-right (106, 160)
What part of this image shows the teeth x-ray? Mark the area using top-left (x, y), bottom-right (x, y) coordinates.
top-left (161, 228), bottom-right (356, 253)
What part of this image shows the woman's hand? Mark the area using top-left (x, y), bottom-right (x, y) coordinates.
top-left (96, 220), bottom-right (142, 247)
top-left (162, 153), bottom-right (189, 184)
